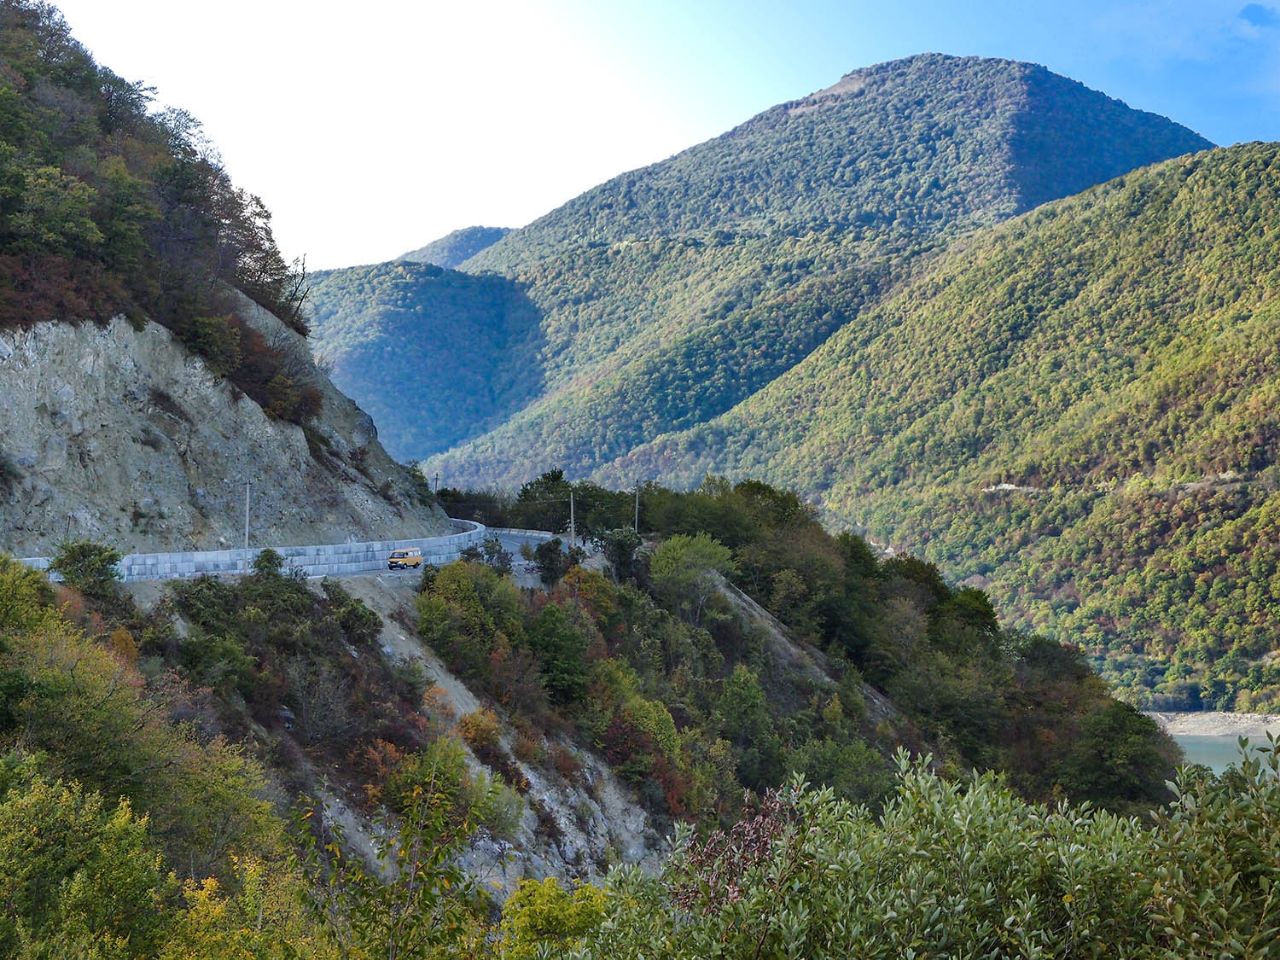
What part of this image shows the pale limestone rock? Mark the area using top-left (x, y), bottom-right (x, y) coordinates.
top-left (0, 308), bottom-right (449, 556)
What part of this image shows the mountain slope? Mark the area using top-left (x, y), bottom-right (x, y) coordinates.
top-left (0, 0), bottom-right (448, 553)
top-left (469, 54), bottom-right (1209, 271)
top-left (395, 54), bottom-right (1207, 479)
top-left (0, 291), bottom-right (449, 555)
top-left (307, 261), bottom-right (542, 460)
top-left (605, 143), bottom-right (1280, 711)
top-left (402, 226), bottom-right (511, 268)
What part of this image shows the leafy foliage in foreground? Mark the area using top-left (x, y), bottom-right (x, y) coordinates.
top-left (0, 518), bottom-right (1264, 956)
top-left (0, 555), bottom-right (336, 956)
top-left (613, 143), bottom-right (1280, 710)
top-left (570, 748), bottom-right (1280, 960)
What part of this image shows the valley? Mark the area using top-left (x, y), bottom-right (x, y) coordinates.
top-left (2, 2), bottom-right (1278, 955)
top-left (311, 62), bottom-right (1280, 713)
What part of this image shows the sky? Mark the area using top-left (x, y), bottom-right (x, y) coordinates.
top-left (51, 0), bottom-right (1280, 269)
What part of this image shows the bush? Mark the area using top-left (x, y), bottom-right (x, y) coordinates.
top-left (416, 561), bottom-right (524, 683)
top-left (482, 537), bottom-right (513, 574)
top-left (599, 527), bottom-right (642, 582)
top-left (534, 538), bottom-right (569, 586)
top-left (0, 758), bottom-right (172, 956)
top-left (178, 629), bottom-right (255, 696)
top-left (498, 877), bottom-right (607, 959)
top-left (526, 604), bottom-right (589, 705)
top-left (49, 540), bottom-right (122, 602)
top-left (251, 548), bottom-right (284, 576)
top-left (1147, 736), bottom-right (1280, 951)
top-left (185, 314), bottom-right (242, 376)
top-left (389, 658), bottom-right (431, 704)
top-left (2, 605), bottom-right (281, 880)
top-left (385, 736), bottom-right (523, 841)
top-left (550, 744), bottom-right (582, 780)
top-left (648, 533), bottom-right (735, 625)
top-left (580, 746), bottom-right (1280, 959)
top-left (321, 581), bottom-right (381, 646)
top-left (457, 708), bottom-right (502, 755)
top-left (514, 731), bottom-right (542, 764)
top-left (0, 555), bottom-right (55, 632)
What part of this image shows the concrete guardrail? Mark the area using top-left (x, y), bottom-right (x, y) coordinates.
top-left (19, 518), bottom-right (489, 582)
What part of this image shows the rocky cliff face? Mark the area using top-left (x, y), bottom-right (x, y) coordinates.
top-left (0, 293), bottom-right (449, 557)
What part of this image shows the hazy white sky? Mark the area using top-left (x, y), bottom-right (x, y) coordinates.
top-left (52, 0), bottom-right (1280, 268)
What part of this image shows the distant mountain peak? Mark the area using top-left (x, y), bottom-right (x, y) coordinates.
top-left (400, 226), bottom-right (511, 269)
top-left (462, 54), bottom-right (1209, 277)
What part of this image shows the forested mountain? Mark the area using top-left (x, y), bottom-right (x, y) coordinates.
top-left (467, 54), bottom-right (1207, 272)
top-left (605, 143), bottom-right (1280, 712)
top-left (3, 6), bottom-right (1277, 954)
top-left (307, 260), bottom-right (542, 459)
top-left (310, 55), bottom-right (1208, 464)
top-left (401, 225), bottom-right (510, 268)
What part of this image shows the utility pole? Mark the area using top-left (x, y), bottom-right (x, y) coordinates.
top-left (569, 490), bottom-right (576, 549)
top-left (634, 485), bottom-right (640, 532)
top-left (244, 482), bottom-right (251, 550)
top-left (433, 472), bottom-right (440, 494)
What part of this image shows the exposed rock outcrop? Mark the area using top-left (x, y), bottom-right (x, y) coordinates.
top-left (0, 298), bottom-right (449, 556)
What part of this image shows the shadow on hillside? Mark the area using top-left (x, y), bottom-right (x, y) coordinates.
top-left (307, 262), bottom-right (547, 463)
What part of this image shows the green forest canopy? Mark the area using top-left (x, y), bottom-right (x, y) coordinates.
top-left (609, 144), bottom-right (1280, 711)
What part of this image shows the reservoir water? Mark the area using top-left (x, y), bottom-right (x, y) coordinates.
top-left (1148, 712), bottom-right (1279, 775)
top-left (1173, 734), bottom-right (1259, 774)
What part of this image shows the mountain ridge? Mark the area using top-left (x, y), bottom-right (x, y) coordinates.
top-left (403, 225), bottom-right (511, 268)
top-left (311, 53), bottom-right (1209, 469)
top-left (601, 142), bottom-right (1280, 710)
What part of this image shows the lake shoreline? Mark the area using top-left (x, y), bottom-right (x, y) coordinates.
top-left (1146, 710), bottom-right (1280, 739)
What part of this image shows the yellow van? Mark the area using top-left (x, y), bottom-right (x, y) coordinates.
top-left (388, 547), bottom-right (423, 570)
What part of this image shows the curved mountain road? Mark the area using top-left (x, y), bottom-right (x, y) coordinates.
top-left (18, 521), bottom-right (572, 584)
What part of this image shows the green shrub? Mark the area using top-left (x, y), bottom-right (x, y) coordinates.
top-left (534, 538), bottom-right (569, 586)
top-left (576, 746), bottom-right (1280, 959)
top-left (1148, 736), bottom-right (1280, 952)
top-left (599, 528), bottom-right (642, 582)
top-left (386, 736), bottom-right (523, 841)
top-left (648, 533), bottom-right (735, 626)
top-left (185, 315), bottom-right (241, 376)
top-left (389, 658), bottom-right (430, 704)
top-left (321, 581), bottom-right (381, 645)
top-left (251, 548), bottom-right (284, 576)
top-left (0, 756), bottom-right (172, 956)
top-left (49, 540), bottom-right (122, 602)
top-left (498, 877), bottom-right (607, 959)
top-left (178, 629), bottom-right (256, 696)
top-left (526, 604), bottom-right (589, 705)
top-left (0, 555), bottom-right (55, 632)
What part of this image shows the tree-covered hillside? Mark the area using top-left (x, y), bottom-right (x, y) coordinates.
top-left (469, 54), bottom-right (1209, 272)
top-left (312, 55), bottom-right (1208, 466)
top-left (607, 143), bottom-right (1280, 711)
top-left (306, 261), bottom-right (542, 458)
top-left (401, 225), bottom-right (510, 268)
top-left (0, 465), bottom-right (1196, 954)
top-left (0, 0), bottom-right (323, 424)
